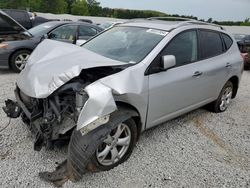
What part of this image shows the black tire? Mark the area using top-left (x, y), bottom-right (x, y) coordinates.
top-left (207, 81), bottom-right (233, 113)
top-left (10, 50), bottom-right (31, 73)
top-left (67, 109), bottom-right (138, 181)
top-left (244, 64), bottom-right (250, 70)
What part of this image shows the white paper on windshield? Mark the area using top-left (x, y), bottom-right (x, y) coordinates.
top-left (44, 25), bottom-right (52, 28)
top-left (146, 29), bottom-right (168, 36)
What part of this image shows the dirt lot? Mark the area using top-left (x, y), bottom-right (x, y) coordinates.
top-left (0, 70), bottom-right (249, 188)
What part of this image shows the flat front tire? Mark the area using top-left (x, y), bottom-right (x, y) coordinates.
top-left (88, 118), bottom-right (137, 172)
top-left (67, 110), bottom-right (138, 181)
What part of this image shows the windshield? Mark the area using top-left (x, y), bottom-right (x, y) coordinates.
top-left (83, 26), bottom-right (167, 63)
top-left (27, 22), bottom-right (57, 37)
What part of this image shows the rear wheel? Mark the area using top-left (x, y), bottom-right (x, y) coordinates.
top-left (10, 50), bottom-right (31, 72)
top-left (207, 81), bottom-right (233, 113)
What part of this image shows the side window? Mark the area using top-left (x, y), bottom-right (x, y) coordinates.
top-left (222, 33), bottom-right (233, 50)
top-left (199, 30), bottom-right (223, 59)
top-left (161, 30), bottom-right (198, 67)
top-left (78, 26), bottom-right (97, 37)
top-left (49, 25), bottom-right (77, 42)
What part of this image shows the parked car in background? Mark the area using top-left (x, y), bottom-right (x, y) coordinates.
top-left (0, 11), bottom-right (103, 72)
top-left (2, 9), bottom-right (64, 29)
top-left (2, 9), bottom-right (33, 29)
top-left (233, 34), bottom-right (250, 70)
top-left (78, 19), bottom-right (93, 24)
top-left (241, 53), bottom-right (250, 69)
top-left (233, 34), bottom-right (250, 47)
top-left (239, 45), bottom-right (250, 70)
top-left (3, 19), bottom-right (243, 185)
top-left (98, 21), bottom-right (123, 30)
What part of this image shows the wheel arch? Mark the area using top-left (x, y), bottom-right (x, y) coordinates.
top-left (228, 76), bottom-right (239, 98)
top-left (115, 101), bottom-right (142, 140)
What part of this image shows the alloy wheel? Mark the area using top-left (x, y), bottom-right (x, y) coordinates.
top-left (96, 123), bottom-right (131, 166)
top-left (219, 87), bottom-right (233, 111)
top-left (15, 53), bottom-right (30, 71)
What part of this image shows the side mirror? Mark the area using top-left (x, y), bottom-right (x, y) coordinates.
top-left (161, 55), bottom-right (176, 71)
top-left (41, 34), bottom-right (48, 42)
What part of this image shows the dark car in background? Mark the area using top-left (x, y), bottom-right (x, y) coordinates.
top-left (0, 11), bottom-right (103, 72)
top-left (2, 9), bottom-right (33, 29)
top-left (2, 9), bottom-right (53, 29)
top-left (233, 34), bottom-right (250, 70)
top-left (234, 34), bottom-right (250, 47)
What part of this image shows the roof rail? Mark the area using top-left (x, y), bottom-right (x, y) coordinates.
top-left (148, 17), bottom-right (196, 21)
top-left (176, 20), bottom-right (225, 30)
top-left (147, 17), bottom-right (224, 30)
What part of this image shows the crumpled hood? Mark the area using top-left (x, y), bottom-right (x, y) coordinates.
top-left (17, 39), bottom-right (127, 98)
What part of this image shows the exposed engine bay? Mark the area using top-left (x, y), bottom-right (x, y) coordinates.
top-left (4, 66), bottom-right (126, 151)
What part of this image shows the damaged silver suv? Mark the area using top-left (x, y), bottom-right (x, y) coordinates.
top-left (3, 18), bottom-right (243, 185)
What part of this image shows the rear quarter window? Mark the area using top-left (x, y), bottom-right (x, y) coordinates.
top-left (199, 30), bottom-right (223, 59)
top-left (222, 33), bottom-right (233, 50)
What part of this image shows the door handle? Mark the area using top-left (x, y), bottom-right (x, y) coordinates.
top-left (193, 71), bottom-right (203, 77)
top-left (226, 63), bottom-right (232, 68)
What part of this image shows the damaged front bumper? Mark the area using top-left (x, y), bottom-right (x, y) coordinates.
top-left (3, 88), bottom-right (75, 151)
top-left (3, 82), bottom-right (118, 151)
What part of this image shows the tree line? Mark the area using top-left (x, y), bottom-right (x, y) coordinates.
top-left (0, 0), bottom-right (249, 26)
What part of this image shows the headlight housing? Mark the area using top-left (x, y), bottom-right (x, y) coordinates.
top-left (80, 114), bottom-right (110, 136)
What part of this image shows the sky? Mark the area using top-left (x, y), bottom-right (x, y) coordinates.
top-left (97, 0), bottom-right (250, 21)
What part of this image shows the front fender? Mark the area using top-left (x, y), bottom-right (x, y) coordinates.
top-left (77, 82), bottom-right (117, 130)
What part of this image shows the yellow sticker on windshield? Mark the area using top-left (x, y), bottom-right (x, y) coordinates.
top-left (146, 29), bottom-right (168, 36)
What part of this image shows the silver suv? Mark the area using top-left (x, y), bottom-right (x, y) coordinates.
top-left (3, 18), bottom-right (243, 185)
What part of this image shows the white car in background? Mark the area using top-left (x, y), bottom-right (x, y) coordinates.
top-left (99, 21), bottom-right (123, 30)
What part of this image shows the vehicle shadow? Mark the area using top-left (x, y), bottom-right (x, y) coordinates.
top-left (0, 69), bottom-right (16, 75)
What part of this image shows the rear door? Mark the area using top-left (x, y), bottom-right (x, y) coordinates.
top-left (198, 29), bottom-right (230, 97)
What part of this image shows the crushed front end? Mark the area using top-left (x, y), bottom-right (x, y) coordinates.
top-left (4, 83), bottom-right (88, 151)
top-left (2, 65), bottom-right (127, 151)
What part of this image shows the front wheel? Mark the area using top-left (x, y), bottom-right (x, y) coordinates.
top-left (207, 81), bottom-right (233, 113)
top-left (88, 118), bottom-right (137, 172)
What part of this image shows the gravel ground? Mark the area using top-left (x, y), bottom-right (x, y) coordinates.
top-left (0, 70), bottom-right (249, 188)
